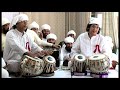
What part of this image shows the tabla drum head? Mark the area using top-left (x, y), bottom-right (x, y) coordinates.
top-left (74, 54), bottom-right (86, 61)
top-left (44, 55), bottom-right (56, 63)
top-left (89, 54), bottom-right (105, 61)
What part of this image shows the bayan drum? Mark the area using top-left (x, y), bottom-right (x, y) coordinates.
top-left (88, 54), bottom-right (110, 78)
top-left (20, 55), bottom-right (44, 77)
top-left (71, 54), bottom-right (87, 76)
top-left (41, 55), bottom-right (56, 77)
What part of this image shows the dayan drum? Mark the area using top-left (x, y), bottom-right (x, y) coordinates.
top-left (41, 55), bottom-right (56, 77)
top-left (43, 46), bottom-right (60, 67)
top-left (20, 55), bottom-right (44, 77)
top-left (88, 54), bottom-right (110, 78)
top-left (71, 54), bottom-right (87, 76)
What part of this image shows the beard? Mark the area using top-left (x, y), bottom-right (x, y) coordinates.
top-left (3, 28), bottom-right (9, 34)
top-left (65, 47), bottom-right (72, 52)
top-left (43, 34), bottom-right (46, 39)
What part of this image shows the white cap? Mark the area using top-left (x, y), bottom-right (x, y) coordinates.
top-left (89, 17), bottom-right (101, 27)
top-left (11, 14), bottom-right (28, 27)
top-left (64, 36), bottom-right (74, 43)
top-left (41, 24), bottom-right (51, 30)
top-left (67, 30), bottom-right (76, 37)
top-left (28, 21), bottom-right (39, 29)
top-left (2, 17), bottom-right (10, 26)
top-left (46, 33), bottom-right (57, 40)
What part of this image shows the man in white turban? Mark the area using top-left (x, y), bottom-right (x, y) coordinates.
top-left (3, 14), bottom-right (53, 76)
top-left (59, 37), bottom-right (74, 69)
top-left (59, 30), bottom-right (76, 47)
top-left (41, 24), bottom-right (51, 41)
top-left (27, 22), bottom-right (60, 50)
top-left (28, 21), bottom-right (39, 34)
top-left (70, 17), bottom-right (112, 67)
top-left (46, 33), bottom-right (57, 44)
top-left (2, 17), bottom-right (10, 57)
top-left (67, 30), bottom-right (76, 39)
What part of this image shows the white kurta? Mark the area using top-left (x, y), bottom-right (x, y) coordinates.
top-left (70, 32), bottom-right (112, 59)
top-left (59, 44), bottom-right (72, 69)
top-left (26, 29), bottom-right (53, 47)
top-left (59, 44), bottom-right (70, 61)
top-left (2, 58), bottom-right (10, 78)
top-left (3, 29), bottom-right (43, 72)
top-left (42, 38), bottom-right (47, 42)
top-left (2, 68), bottom-right (10, 78)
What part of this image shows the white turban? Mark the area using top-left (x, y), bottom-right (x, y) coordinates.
top-left (28, 21), bottom-right (39, 30)
top-left (46, 33), bottom-right (57, 40)
top-left (2, 17), bottom-right (10, 26)
top-left (64, 36), bottom-right (74, 43)
top-left (89, 17), bottom-right (101, 27)
top-left (41, 24), bottom-right (51, 30)
top-left (67, 30), bottom-right (76, 37)
top-left (11, 14), bottom-right (28, 27)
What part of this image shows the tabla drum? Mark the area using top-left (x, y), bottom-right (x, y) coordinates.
top-left (20, 55), bottom-right (44, 77)
top-left (71, 54), bottom-right (87, 76)
top-left (88, 54), bottom-right (110, 78)
top-left (43, 46), bottom-right (60, 67)
top-left (41, 55), bottom-right (56, 77)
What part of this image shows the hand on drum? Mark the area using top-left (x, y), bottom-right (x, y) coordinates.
top-left (25, 52), bottom-right (38, 58)
top-left (37, 50), bottom-right (54, 57)
top-left (112, 60), bottom-right (118, 69)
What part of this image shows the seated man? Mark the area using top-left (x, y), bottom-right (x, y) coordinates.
top-left (2, 17), bottom-right (10, 57)
top-left (59, 37), bottom-right (74, 69)
top-left (105, 36), bottom-right (119, 69)
top-left (27, 21), bottom-right (59, 49)
top-left (3, 14), bottom-right (52, 77)
top-left (41, 24), bottom-right (51, 41)
top-left (59, 30), bottom-right (76, 47)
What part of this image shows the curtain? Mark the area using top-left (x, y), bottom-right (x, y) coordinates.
top-left (65, 12), bottom-right (91, 39)
top-left (102, 12), bottom-right (118, 53)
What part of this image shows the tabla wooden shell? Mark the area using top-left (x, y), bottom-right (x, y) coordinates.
top-left (88, 54), bottom-right (110, 74)
top-left (20, 55), bottom-right (44, 77)
top-left (71, 54), bottom-right (87, 73)
top-left (42, 55), bottom-right (56, 76)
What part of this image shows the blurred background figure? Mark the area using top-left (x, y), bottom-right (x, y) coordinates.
top-left (59, 36), bottom-right (74, 69)
top-left (59, 30), bottom-right (76, 47)
top-left (2, 17), bottom-right (10, 57)
top-left (41, 24), bottom-right (51, 41)
top-left (105, 36), bottom-right (119, 69)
